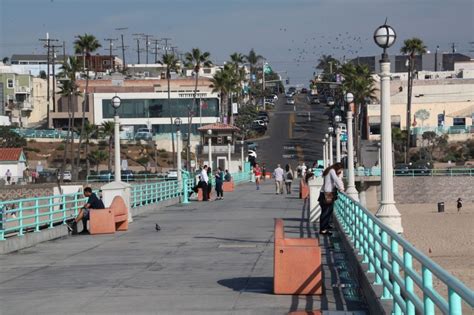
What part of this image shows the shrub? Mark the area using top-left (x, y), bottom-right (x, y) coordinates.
top-left (159, 151), bottom-right (169, 158)
top-left (98, 140), bottom-right (108, 147)
top-left (24, 147), bottom-right (40, 153)
top-left (56, 144), bottom-right (65, 150)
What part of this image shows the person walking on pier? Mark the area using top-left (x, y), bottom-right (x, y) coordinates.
top-left (284, 164), bottom-right (294, 194)
top-left (253, 163), bottom-right (262, 190)
top-left (273, 164), bottom-right (284, 195)
top-left (200, 165), bottom-right (209, 201)
top-left (318, 162), bottom-right (345, 235)
top-left (457, 198), bottom-right (463, 213)
top-left (215, 167), bottom-right (224, 200)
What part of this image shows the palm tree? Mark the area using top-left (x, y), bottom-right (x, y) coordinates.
top-left (316, 54), bottom-right (339, 73)
top-left (210, 66), bottom-right (232, 120)
top-left (89, 150), bottom-right (108, 172)
top-left (401, 38), bottom-right (427, 153)
top-left (229, 53), bottom-right (246, 123)
top-left (74, 34), bottom-right (101, 174)
top-left (59, 56), bottom-right (82, 180)
top-left (340, 63), bottom-right (377, 165)
top-left (100, 121), bottom-right (115, 171)
top-left (184, 48), bottom-right (212, 168)
top-left (162, 53), bottom-right (180, 167)
top-left (82, 122), bottom-right (97, 176)
top-left (245, 49), bottom-right (263, 96)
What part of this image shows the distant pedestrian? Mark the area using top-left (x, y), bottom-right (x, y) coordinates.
top-left (273, 164), bottom-right (284, 194)
top-left (200, 165), bottom-right (209, 201)
top-left (224, 170), bottom-right (232, 182)
top-left (207, 167), bottom-right (213, 200)
top-left (284, 164), bottom-right (294, 194)
top-left (301, 162), bottom-right (307, 177)
top-left (261, 163), bottom-right (267, 181)
top-left (318, 163), bottom-right (345, 235)
top-left (253, 163), bottom-right (262, 190)
top-left (5, 169), bottom-right (11, 185)
top-left (457, 198), bottom-right (463, 213)
top-left (215, 168), bottom-right (224, 200)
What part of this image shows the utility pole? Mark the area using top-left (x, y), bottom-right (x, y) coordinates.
top-left (39, 33), bottom-right (59, 127)
top-left (151, 39), bottom-right (161, 63)
top-left (171, 46), bottom-right (178, 57)
top-left (161, 38), bottom-right (171, 55)
top-left (435, 45), bottom-right (439, 72)
top-left (50, 43), bottom-right (63, 115)
top-left (451, 42), bottom-right (456, 53)
top-left (115, 27), bottom-right (128, 70)
top-left (132, 33), bottom-right (144, 64)
top-left (104, 38), bottom-right (118, 71)
top-left (142, 34), bottom-right (153, 64)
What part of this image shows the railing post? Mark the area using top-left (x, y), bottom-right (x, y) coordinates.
top-left (374, 224), bottom-right (382, 284)
top-left (49, 196), bottom-right (54, 228)
top-left (35, 199), bottom-right (40, 232)
top-left (391, 239), bottom-right (402, 315)
top-left (403, 251), bottom-right (415, 315)
top-left (381, 231), bottom-right (391, 299)
top-left (368, 219), bottom-right (375, 273)
top-left (182, 172), bottom-right (190, 204)
top-left (18, 201), bottom-right (24, 236)
top-left (448, 288), bottom-right (462, 315)
top-left (362, 212), bottom-right (369, 263)
top-left (422, 266), bottom-right (435, 314)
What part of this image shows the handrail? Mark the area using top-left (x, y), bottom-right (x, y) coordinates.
top-left (335, 193), bottom-right (474, 314)
top-left (86, 174), bottom-right (167, 183)
top-left (349, 168), bottom-right (474, 177)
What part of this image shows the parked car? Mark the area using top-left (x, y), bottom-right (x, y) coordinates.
top-left (258, 115), bottom-right (269, 123)
top-left (410, 161), bottom-right (433, 175)
top-left (58, 171), bottom-right (72, 182)
top-left (285, 91), bottom-right (294, 98)
top-left (394, 164), bottom-right (411, 175)
top-left (286, 97), bottom-right (295, 105)
top-left (258, 111), bottom-right (269, 117)
top-left (121, 170), bottom-right (134, 181)
top-left (251, 124), bottom-right (267, 133)
top-left (99, 170), bottom-right (114, 182)
top-left (166, 169), bottom-right (178, 180)
top-left (135, 128), bottom-right (153, 141)
top-left (271, 94), bottom-right (278, 101)
top-left (319, 95), bottom-right (327, 104)
top-left (37, 171), bottom-right (57, 183)
top-left (301, 88), bottom-right (308, 94)
top-left (264, 98), bottom-right (275, 104)
top-left (310, 97), bottom-right (320, 104)
top-left (253, 119), bottom-right (267, 127)
top-left (327, 97), bottom-right (335, 106)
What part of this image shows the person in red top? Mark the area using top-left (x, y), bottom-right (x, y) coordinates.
top-left (253, 163), bottom-right (262, 190)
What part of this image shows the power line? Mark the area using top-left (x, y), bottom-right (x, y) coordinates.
top-left (115, 27), bottom-right (128, 69)
top-left (132, 33), bottom-right (144, 64)
top-left (39, 34), bottom-right (59, 126)
top-left (104, 38), bottom-right (118, 71)
top-left (142, 34), bottom-right (153, 64)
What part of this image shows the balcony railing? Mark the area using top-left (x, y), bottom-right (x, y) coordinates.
top-left (335, 193), bottom-right (474, 314)
top-left (14, 86), bottom-right (31, 94)
top-left (412, 126), bottom-right (474, 135)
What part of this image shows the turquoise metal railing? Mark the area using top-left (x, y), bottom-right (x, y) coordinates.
top-left (411, 126), bottom-right (473, 136)
top-left (130, 179), bottom-right (181, 208)
top-left (348, 168), bottom-right (474, 177)
top-left (335, 193), bottom-right (474, 314)
top-left (232, 171), bottom-right (252, 184)
top-left (0, 191), bottom-right (87, 240)
top-left (12, 128), bottom-right (79, 139)
top-left (86, 173), bottom-right (167, 183)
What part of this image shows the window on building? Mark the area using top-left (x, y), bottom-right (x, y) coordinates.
top-left (7, 79), bottom-right (14, 88)
top-left (203, 69), bottom-right (211, 74)
top-left (453, 118), bottom-right (466, 126)
top-left (103, 60), bottom-right (111, 66)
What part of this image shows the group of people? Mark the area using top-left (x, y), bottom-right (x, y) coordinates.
top-left (3, 168), bottom-right (39, 185)
top-left (253, 160), bottom-right (345, 235)
top-left (194, 166), bottom-right (232, 201)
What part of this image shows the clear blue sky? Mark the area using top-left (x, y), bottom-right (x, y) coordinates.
top-left (1, 0), bottom-right (473, 85)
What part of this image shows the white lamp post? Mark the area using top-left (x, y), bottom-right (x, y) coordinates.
top-left (239, 140), bottom-right (245, 171)
top-left (322, 138), bottom-right (327, 168)
top-left (207, 129), bottom-right (213, 170)
top-left (325, 133), bottom-right (329, 167)
top-left (175, 118), bottom-right (182, 183)
top-left (344, 92), bottom-right (359, 201)
top-left (335, 115), bottom-right (342, 163)
top-left (374, 22), bottom-right (403, 233)
top-left (111, 96), bottom-right (122, 182)
top-left (227, 135), bottom-right (232, 171)
top-left (328, 127), bottom-right (334, 165)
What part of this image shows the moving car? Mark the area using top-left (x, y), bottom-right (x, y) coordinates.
top-left (58, 170), bottom-right (72, 182)
top-left (285, 91), bottom-right (294, 98)
top-left (301, 88), bottom-right (308, 94)
top-left (286, 97), bottom-right (295, 105)
top-left (310, 97), bottom-right (320, 104)
top-left (327, 97), bottom-right (335, 106)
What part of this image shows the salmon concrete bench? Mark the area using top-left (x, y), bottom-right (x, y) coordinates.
top-left (222, 181), bottom-right (234, 192)
top-left (89, 196), bottom-right (129, 234)
top-left (274, 218), bottom-right (322, 295)
top-left (197, 188), bottom-right (213, 201)
top-left (299, 179), bottom-right (309, 199)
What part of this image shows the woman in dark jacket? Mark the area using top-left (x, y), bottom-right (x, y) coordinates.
top-left (215, 168), bottom-right (224, 200)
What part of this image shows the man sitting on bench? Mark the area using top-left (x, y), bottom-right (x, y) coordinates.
top-left (68, 187), bottom-right (105, 235)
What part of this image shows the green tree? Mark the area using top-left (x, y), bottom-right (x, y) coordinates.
top-left (401, 38), bottom-right (427, 152)
top-left (229, 52), bottom-right (246, 122)
top-left (245, 49), bottom-right (263, 97)
top-left (234, 104), bottom-right (258, 139)
top-left (184, 48), bottom-right (212, 168)
top-left (100, 121), bottom-right (115, 171)
top-left (88, 150), bottom-right (108, 172)
top-left (82, 122), bottom-right (97, 176)
top-left (1, 57), bottom-right (8, 64)
top-left (162, 53), bottom-right (180, 167)
top-left (74, 34), bottom-right (102, 174)
top-left (339, 63), bottom-right (377, 165)
top-left (0, 127), bottom-right (26, 148)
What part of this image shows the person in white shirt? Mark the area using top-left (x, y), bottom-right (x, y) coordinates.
top-left (200, 165), bottom-right (209, 201)
top-left (318, 162), bottom-right (345, 235)
top-left (273, 164), bottom-right (285, 194)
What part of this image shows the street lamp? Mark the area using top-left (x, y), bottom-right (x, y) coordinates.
top-left (174, 117), bottom-right (182, 183)
top-left (227, 135), bottom-right (232, 171)
top-left (207, 129), bottom-right (213, 170)
top-left (374, 22), bottom-right (403, 233)
top-left (239, 140), bottom-right (245, 171)
top-left (111, 96), bottom-right (122, 181)
top-left (328, 127), bottom-right (334, 165)
top-left (344, 92), bottom-right (359, 201)
top-left (322, 138), bottom-right (327, 168)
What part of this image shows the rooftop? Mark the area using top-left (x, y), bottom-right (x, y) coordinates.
top-left (198, 123), bottom-right (240, 132)
top-left (0, 148), bottom-right (23, 161)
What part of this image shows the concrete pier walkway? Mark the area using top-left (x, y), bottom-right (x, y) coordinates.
top-left (0, 182), bottom-right (367, 315)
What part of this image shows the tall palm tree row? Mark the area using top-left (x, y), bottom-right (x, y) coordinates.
top-left (73, 34), bottom-right (101, 177)
top-left (400, 37), bottom-right (427, 153)
top-left (210, 64), bottom-right (234, 121)
top-left (229, 53), bottom-right (246, 123)
top-left (339, 63), bottom-right (377, 165)
top-left (184, 48), bottom-right (212, 168)
top-left (59, 56), bottom-right (82, 181)
top-left (161, 53), bottom-right (180, 168)
top-left (245, 49), bottom-right (263, 97)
